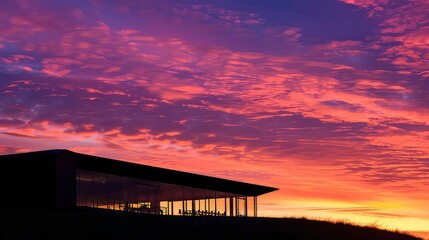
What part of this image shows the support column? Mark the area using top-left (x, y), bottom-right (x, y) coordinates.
top-left (244, 196), bottom-right (247, 217)
top-left (235, 197), bottom-right (239, 216)
top-left (254, 196), bottom-right (257, 217)
top-left (214, 197), bottom-right (217, 215)
top-left (224, 197), bottom-right (227, 216)
top-left (182, 200), bottom-right (185, 215)
top-left (192, 200), bottom-right (196, 216)
top-left (229, 197), bottom-right (234, 216)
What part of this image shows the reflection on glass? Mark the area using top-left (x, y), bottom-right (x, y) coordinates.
top-left (76, 170), bottom-right (256, 217)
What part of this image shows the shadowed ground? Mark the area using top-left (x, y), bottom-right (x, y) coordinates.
top-left (0, 207), bottom-right (422, 240)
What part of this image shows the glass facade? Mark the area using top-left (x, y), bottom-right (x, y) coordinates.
top-left (76, 170), bottom-right (257, 216)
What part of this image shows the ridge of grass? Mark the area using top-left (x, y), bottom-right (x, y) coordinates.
top-left (273, 214), bottom-right (412, 236)
top-left (0, 207), bottom-right (423, 240)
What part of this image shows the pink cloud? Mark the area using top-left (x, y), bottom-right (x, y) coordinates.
top-left (339, 0), bottom-right (388, 8)
top-left (339, 0), bottom-right (388, 16)
top-left (354, 79), bottom-right (410, 92)
top-left (103, 66), bottom-right (122, 74)
top-left (175, 4), bottom-right (265, 28)
top-left (0, 54), bottom-right (34, 64)
top-left (311, 40), bottom-right (368, 57)
top-left (84, 88), bottom-right (126, 96)
top-left (376, 1), bottom-right (429, 73)
top-left (42, 58), bottom-right (83, 77)
top-left (264, 26), bottom-right (303, 43)
top-left (9, 16), bottom-right (34, 26)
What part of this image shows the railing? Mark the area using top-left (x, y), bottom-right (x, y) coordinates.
top-left (178, 209), bottom-right (226, 216)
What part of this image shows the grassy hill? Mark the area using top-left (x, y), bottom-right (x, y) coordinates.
top-left (1, 207), bottom-right (422, 240)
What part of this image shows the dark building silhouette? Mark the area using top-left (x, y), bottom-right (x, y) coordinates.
top-left (0, 149), bottom-right (278, 217)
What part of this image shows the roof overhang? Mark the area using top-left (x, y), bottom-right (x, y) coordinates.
top-left (0, 149), bottom-right (279, 196)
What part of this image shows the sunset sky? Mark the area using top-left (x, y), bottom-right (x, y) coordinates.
top-left (1, 0), bottom-right (428, 235)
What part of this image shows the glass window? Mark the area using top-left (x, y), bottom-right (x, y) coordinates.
top-left (76, 169), bottom-right (254, 216)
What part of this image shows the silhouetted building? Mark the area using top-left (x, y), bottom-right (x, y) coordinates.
top-left (0, 149), bottom-right (278, 217)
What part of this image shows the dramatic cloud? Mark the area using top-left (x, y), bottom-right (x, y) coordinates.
top-left (0, 0), bottom-right (428, 233)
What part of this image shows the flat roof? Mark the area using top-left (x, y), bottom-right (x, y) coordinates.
top-left (0, 149), bottom-right (278, 196)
